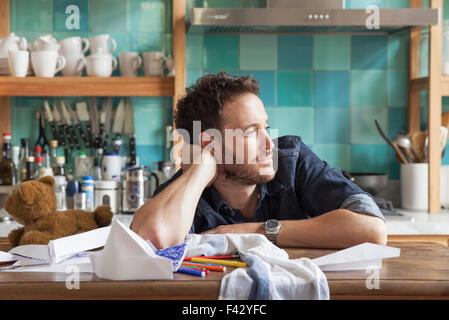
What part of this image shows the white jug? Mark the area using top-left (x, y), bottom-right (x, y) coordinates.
top-left (0, 33), bottom-right (27, 59)
top-left (29, 34), bottom-right (59, 52)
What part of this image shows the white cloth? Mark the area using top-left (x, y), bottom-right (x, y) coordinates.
top-left (185, 233), bottom-right (329, 300)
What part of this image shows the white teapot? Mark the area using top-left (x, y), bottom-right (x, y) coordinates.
top-left (0, 33), bottom-right (27, 59)
top-left (29, 34), bottom-right (60, 52)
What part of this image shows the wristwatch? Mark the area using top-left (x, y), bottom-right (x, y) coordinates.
top-left (263, 219), bottom-right (282, 245)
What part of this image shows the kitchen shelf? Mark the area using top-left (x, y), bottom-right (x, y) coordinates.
top-left (0, 76), bottom-right (174, 97)
top-left (410, 76), bottom-right (449, 95)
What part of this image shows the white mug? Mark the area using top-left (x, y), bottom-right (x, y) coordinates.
top-left (86, 55), bottom-right (117, 77)
top-left (0, 33), bottom-right (28, 58)
top-left (61, 54), bottom-right (86, 77)
top-left (8, 50), bottom-right (29, 77)
top-left (31, 51), bottom-right (66, 77)
top-left (119, 52), bottom-right (142, 77)
top-left (29, 35), bottom-right (59, 52)
top-left (59, 36), bottom-right (89, 56)
top-left (143, 51), bottom-right (164, 76)
top-left (89, 34), bottom-right (117, 54)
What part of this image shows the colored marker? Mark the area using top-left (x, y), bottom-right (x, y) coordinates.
top-left (181, 262), bottom-right (226, 272)
top-left (191, 258), bottom-right (247, 268)
top-left (180, 265), bottom-right (210, 275)
top-left (177, 267), bottom-right (206, 277)
top-left (183, 254), bottom-right (239, 261)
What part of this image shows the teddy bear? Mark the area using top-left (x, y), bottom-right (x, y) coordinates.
top-left (5, 176), bottom-right (113, 247)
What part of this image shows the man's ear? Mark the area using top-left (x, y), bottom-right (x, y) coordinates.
top-left (19, 183), bottom-right (35, 206)
top-left (38, 176), bottom-right (55, 187)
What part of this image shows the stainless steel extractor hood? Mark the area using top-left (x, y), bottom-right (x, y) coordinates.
top-left (188, 0), bottom-right (440, 34)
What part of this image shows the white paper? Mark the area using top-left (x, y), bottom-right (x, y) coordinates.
top-left (309, 242), bottom-right (400, 271)
top-left (3, 255), bottom-right (93, 273)
top-left (89, 219), bottom-right (173, 280)
top-left (0, 251), bottom-right (18, 263)
top-left (7, 227), bottom-right (111, 265)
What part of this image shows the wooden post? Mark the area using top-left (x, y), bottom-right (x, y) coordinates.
top-left (172, 0), bottom-right (186, 168)
top-left (0, 0), bottom-right (10, 144)
top-left (428, 0), bottom-right (443, 213)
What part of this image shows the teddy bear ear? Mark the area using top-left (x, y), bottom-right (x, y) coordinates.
top-left (19, 183), bottom-right (35, 206)
top-left (38, 176), bottom-right (55, 186)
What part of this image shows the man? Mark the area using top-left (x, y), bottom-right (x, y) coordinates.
top-left (131, 72), bottom-right (387, 250)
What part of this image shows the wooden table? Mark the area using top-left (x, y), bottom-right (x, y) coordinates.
top-left (1, 240), bottom-right (449, 300)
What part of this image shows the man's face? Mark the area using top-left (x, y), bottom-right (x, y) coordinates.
top-left (215, 92), bottom-right (276, 185)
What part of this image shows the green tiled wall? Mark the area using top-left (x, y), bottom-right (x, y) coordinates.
top-left (9, 0), bottom-right (449, 178)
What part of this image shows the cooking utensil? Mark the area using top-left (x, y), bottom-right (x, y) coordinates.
top-left (76, 101), bottom-right (92, 148)
top-left (44, 98), bottom-right (59, 142)
top-left (124, 98), bottom-right (136, 166)
top-left (35, 109), bottom-right (48, 150)
top-left (103, 97), bottom-right (113, 153)
top-left (55, 99), bottom-right (73, 149)
top-left (424, 126), bottom-right (449, 161)
top-left (394, 134), bottom-right (417, 163)
top-left (410, 131), bottom-right (427, 163)
top-left (60, 99), bottom-right (80, 150)
top-left (112, 98), bottom-right (125, 153)
top-left (89, 97), bottom-right (99, 148)
top-left (68, 103), bottom-right (89, 148)
top-left (374, 119), bottom-right (408, 164)
top-left (52, 100), bottom-right (66, 147)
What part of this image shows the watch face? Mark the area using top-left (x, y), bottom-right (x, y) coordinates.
top-left (266, 219), bottom-right (279, 229)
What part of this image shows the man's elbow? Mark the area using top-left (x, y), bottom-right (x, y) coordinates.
top-left (367, 218), bottom-right (388, 246)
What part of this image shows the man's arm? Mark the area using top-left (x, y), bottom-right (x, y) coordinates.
top-left (131, 147), bottom-right (216, 249)
top-left (202, 209), bottom-right (387, 249)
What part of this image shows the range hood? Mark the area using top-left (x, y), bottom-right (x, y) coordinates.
top-left (188, 0), bottom-right (440, 34)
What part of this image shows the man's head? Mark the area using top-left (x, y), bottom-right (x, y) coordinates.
top-left (175, 72), bottom-right (276, 185)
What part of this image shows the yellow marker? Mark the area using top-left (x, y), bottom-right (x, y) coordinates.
top-left (191, 257), bottom-right (247, 268)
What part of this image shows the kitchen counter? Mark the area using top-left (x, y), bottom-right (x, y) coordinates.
top-left (1, 209), bottom-right (449, 238)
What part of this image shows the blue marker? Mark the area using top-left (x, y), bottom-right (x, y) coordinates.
top-left (177, 267), bottom-right (206, 277)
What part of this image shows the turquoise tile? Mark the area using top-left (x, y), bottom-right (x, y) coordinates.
top-left (203, 0), bottom-right (240, 8)
top-left (186, 34), bottom-right (203, 70)
top-left (443, 145), bottom-right (449, 165)
top-left (132, 96), bottom-right (172, 108)
top-left (203, 35), bottom-right (239, 71)
top-left (277, 71), bottom-right (312, 107)
top-left (351, 70), bottom-right (388, 107)
top-left (11, 0), bottom-right (53, 32)
top-left (388, 107), bottom-right (407, 140)
top-left (135, 107), bottom-right (169, 145)
top-left (136, 145), bottom-right (165, 166)
top-left (314, 71), bottom-right (350, 107)
top-left (165, 0), bottom-right (172, 33)
top-left (314, 108), bottom-right (350, 143)
top-left (388, 0), bottom-right (410, 8)
top-left (389, 71), bottom-right (408, 107)
top-left (165, 33), bottom-right (173, 57)
top-left (388, 148), bottom-right (401, 179)
top-left (351, 107), bottom-right (388, 144)
top-left (265, 106), bottom-right (277, 129)
top-left (313, 144), bottom-right (351, 172)
top-left (231, 71), bottom-right (275, 107)
top-left (129, 32), bottom-right (165, 53)
top-left (351, 145), bottom-right (388, 174)
top-left (276, 107), bottom-right (313, 144)
top-left (277, 35), bottom-right (313, 70)
top-left (388, 31), bottom-right (409, 71)
top-left (346, 0), bottom-right (388, 8)
top-left (241, 0), bottom-right (266, 8)
top-left (186, 70), bottom-right (203, 87)
top-left (351, 35), bottom-right (388, 70)
top-left (54, 0), bottom-right (89, 32)
top-left (313, 35), bottom-right (350, 71)
top-left (240, 34), bottom-right (276, 70)
top-left (90, 0), bottom-right (128, 32)
top-left (129, 0), bottom-right (165, 33)
top-left (11, 105), bottom-right (41, 147)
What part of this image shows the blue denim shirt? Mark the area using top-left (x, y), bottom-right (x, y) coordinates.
top-left (153, 135), bottom-right (384, 234)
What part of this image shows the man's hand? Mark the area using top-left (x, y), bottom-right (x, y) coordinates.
top-left (201, 222), bottom-right (264, 235)
top-left (180, 143), bottom-right (218, 187)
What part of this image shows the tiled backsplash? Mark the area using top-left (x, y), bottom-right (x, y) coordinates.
top-left (7, 0), bottom-right (449, 178)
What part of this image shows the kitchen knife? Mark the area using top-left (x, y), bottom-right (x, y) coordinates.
top-left (52, 100), bottom-right (66, 147)
top-left (60, 99), bottom-right (80, 150)
top-left (44, 99), bottom-right (59, 142)
top-left (56, 99), bottom-right (74, 149)
top-left (75, 101), bottom-right (92, 148)
top-left (124, 98), bottom-right (136, 166)
top-left (112, 98), bottom-right (125, 154)
top-left (95, 98), bottom-right (107, 149)
top-left (68, 103), bottom-right (89, 148)
top-left (103, 97), bottom-right (113, 153)
top-left (89, 97), bottom-right (100, 148)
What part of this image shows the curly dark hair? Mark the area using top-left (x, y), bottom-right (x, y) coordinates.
top-left (174, 72), bottom-right (260, 144)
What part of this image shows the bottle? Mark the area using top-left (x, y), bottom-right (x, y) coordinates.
top-left (0, 133), bottom-right (16, 185)
top-left (54, 156), bottom-right (66, 177)
top-left (11, 145), bottom-right (20, 184)
top-left (93, 147), bottom-right (103, 181)
top-left (75, 151), bottom-right (92, 179)
top-left (64, 148), bottom-right (74, 180)
top-left (81, 176), bottom-right (94, 211)
top-left (23, 156), bottom-right (35, 181)
top-left (54, 175), bottom-right (67, 211)
top-left (18, 138), bottom-right (30, 182)
top-left (34, 155), bottom-right (43, 179)
top-left (33, 145), bottom-right (42, 158)
top-left (49, 140), bottom-right (59, 174)
top-left (37, 151), bottom-right (54, 179)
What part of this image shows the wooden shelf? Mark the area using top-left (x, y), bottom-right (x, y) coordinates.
top-left (0, 76), bottom-right (174, 96)
top-left (410, 76), bottom-right (449, 95)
